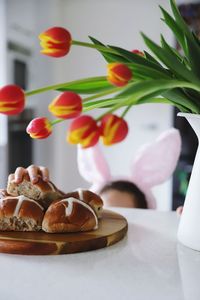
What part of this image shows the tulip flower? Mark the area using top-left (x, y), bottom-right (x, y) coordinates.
top-left (67, 115), bottom-right (100, 148)
top-left (26, 117), bottom-right (52, 139)
top-left (100, 114), bottom-right (128, 145)
top-left (39, 27), bottom-right (72, 58)
top-left (0, 85), bottom-right (25, 115)
top-left (48, 91), bottom-right (82, 119)
top-left (107, 63), bottom-right (132, 87)
top-left (131, 49), bottom-right (145, 56)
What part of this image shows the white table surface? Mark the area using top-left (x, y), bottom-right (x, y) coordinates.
top-left (0, 207), bottom-right (200, 300)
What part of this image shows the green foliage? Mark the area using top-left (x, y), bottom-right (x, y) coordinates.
top-left (56, 76), bottom-right (112, 94)
top-left (49, 0), bottom-right (200, 115)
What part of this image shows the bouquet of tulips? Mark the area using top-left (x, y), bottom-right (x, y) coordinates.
top-left (1, 0), bottom-right (200, 148)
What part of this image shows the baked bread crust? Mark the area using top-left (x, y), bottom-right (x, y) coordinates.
top-left (0, 189), bottom-right (10, 199)
top-left (0, 195), bottom-right (44, 231)
top-left (64, 189), bottom-right (103, 218)
top-left (7, 174), bottom-right (64, 208)
top-left (3, 176), bottom-right (103, 233)
top-left (42, 197), bottom-right (98, 233)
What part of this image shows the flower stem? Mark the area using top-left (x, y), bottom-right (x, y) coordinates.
top-left (83, 86), bottom-right (123, 102)
top-left (50, 119), bottom-right (64, 126)
top-left (72, 40), bottom-right (117, 54)
top-left (25, 76), bottom-right (107, 97)
top-left (95, 101), bottom-right (124, 122)
top-left (121, 104), bottom-right (132, 118)
top-left (25, 83), bottom-right (70, 97)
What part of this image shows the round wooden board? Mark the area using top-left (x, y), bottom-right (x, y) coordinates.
top-left (0, 210), bottom-right (128, 255)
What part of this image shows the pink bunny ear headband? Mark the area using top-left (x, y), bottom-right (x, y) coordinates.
top-left (77, 128), bottom-right (182, 209)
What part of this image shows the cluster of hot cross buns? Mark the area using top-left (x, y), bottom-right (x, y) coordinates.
top-left (0, 175), bottom-right (103, 233)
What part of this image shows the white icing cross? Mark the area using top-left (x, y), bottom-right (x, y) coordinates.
top-left (77, 188), bottom-right (84, 201)
top-left (59, 197), bottom-right (98, 229)
top-left (12, 195), bottom-right (44, 217)
top-left (73, 188), bottom-right (84, 201)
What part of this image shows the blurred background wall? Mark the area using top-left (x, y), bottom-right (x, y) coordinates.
top-left (1, 0), bottom-right (196, 210)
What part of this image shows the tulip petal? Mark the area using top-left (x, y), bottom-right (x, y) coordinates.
top-left (26, 117), bottom-right (52, 139)
top-left (100, 114), bottom-right (128, 145)
top-left (0, 85), bottom-right (25, 115)
top-left (39, 27), bottom-right (72, 58)
top-left (67, 115), bottom-right (100, 148)
top-left (81, 131), bottom-right (100, 148)
top-left (67, 125), bottom-right (89, 144)
top-left (48, 92), bottom-right (82, 119)
top-left (107, 63), bottom-right (132, 87)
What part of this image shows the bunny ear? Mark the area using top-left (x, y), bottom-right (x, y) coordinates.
top-left (77, 143), bottom-right (111, 192)
top-left (131, 128), bottom-right (182, 188)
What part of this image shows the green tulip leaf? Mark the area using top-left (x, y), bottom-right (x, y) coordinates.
top-left (89, 36), bottom-right (128, 63)
top-left (108, 45), bottom-right (170, 76)
top-left (115, 79), bottom-right (200, 113)
top-left (142, 33), bottom-right (200, 85)
top-left (56, 76), bottom-right (112, 94)
top-left (128, 62), bottom-right (170, 80)
top-left (160, 6), bottom-right (188, 56)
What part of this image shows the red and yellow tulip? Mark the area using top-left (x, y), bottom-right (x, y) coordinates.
top-left (67, 115), bottom-right (100, 148)
top-left (0, 85), bottom-right (25, 115)
top-left (48, 91), bottom-right (82, 119)
top-left (26, 117), bottom-right (52, 139)
top-left (100, 114), bottom-right (128, 145)
top-left (107, 63), bottom-right (132, 87)
top-left (39, 27), bottom-right (72, 58)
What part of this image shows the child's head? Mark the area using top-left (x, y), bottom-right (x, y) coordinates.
top-left (100, 180), bottom-right (147, 209)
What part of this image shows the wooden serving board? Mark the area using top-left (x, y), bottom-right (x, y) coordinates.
top-left (0, 210), bottom-right (128, 255)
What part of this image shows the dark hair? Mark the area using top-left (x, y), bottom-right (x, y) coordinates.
top-left (100, 180), bottom-right (147, 209)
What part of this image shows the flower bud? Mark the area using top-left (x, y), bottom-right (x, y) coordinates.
top-left (107, 63), bottom-right (132, 87)
top-left (39, 27), bottom-right (72, 58)
top-left (0, 85), bottom-right (25, 115)
top-left (26, 117), bottom-right (52, 139)
top-left (48, 91), bottom-right (82, 119)
top-left (131, 49), bottom-right (145, 56)
top-left (100, 114), bottom-right (128, 145)
top-left (67, 115), bottom-right (100, 148)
